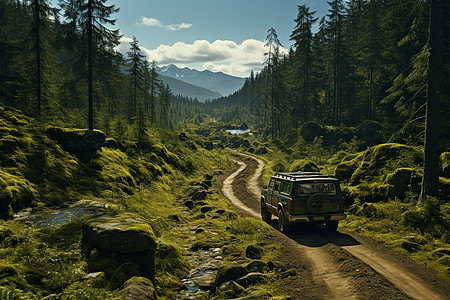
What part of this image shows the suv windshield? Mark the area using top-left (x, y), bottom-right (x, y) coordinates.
top-left (298, 182), bottom-right (336, 195)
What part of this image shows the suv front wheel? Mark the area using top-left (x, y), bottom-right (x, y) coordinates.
top-left (278, 210), bottom-right (292, 233)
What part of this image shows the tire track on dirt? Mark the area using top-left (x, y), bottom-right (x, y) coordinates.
top-left (222, 152), bottom-right (449, 300)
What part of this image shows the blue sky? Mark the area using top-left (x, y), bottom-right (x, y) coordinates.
top-left (55, 0), bottom-right (330, 77)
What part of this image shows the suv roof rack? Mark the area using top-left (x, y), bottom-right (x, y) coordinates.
top-left (274, 172), bottom-right (337, 181)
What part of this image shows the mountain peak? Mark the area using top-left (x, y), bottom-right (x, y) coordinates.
top-left (159, 64), bottom-right (245, 97)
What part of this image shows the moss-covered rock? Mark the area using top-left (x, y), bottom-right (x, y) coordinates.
top-left (287, 159), bottom-right (320, 172)
top-left (82, 214), bottom-right (156, 253)
top-left (356, 120), bottom-right (383, 147)
top-left (334, 156), bottom-right (362, 182)
top-left (300, 121), bottom-right (326, 142)
top-left (0, 170), bottom-right (38, 219)
top-left (45, 127), bottom-right (106, 161)
top-left (117, 276), bottom-right (158, 300)
top-left (82, 214), bottom-right (157, 286)
top-left (349, 143), bottom-right (423, 185)
top-left (383, 168), bottom-right (422, 199)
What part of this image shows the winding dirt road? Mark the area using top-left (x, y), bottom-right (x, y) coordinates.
top-left (221, 152), bottom-right (449, 300)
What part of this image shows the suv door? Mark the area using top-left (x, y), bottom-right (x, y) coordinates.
top-left (271, 180), bottom-right (281, 207)
top-left (266, 179), bottom-right (275, 208)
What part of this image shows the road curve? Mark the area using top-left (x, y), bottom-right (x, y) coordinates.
top-left (221, 151), bottom-right (449, 300)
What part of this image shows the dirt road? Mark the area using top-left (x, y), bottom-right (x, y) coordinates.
top-left (221, 152), bottom-right (450, 300)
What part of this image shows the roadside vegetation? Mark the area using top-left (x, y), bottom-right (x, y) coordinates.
top-left (0, 106), bottom-right (291, 299)
top-left (216, 121), bottom-right (449, 280)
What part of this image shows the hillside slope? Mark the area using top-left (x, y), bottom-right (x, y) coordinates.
top-left (160, 75), bottom-right (222, 101)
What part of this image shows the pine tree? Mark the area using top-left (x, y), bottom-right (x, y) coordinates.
top-left (326, 0), bottom-right (346, 124)
top-left (264, 27), bottom-right (282, 138)
top-left (127, 36), bottom-right (144, 116)
top-left (290, 5), bottom-right (318, 124)
top-left (149, 60), bottom-right (162, 124)
top-left (59, 0), bottom-right (119, 131)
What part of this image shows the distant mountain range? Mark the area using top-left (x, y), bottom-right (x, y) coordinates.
top-left (160, 75), bottom-right (222, 101)
top-left (159, 64), bottom-right (246, 101)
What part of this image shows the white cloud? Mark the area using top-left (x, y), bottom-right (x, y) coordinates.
top-left (141, 17), bottom-right (162, 27)
top-left (138, 17), bottom-right (192, 31)
top-left (116, 37), bottom-right (287, 77)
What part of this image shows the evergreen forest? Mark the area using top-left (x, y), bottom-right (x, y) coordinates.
top-left (0, 0), bottom-right (449, 299)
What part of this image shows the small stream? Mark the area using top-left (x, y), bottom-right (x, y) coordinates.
top-left (13, 200), bottom-right (106, 228)
top-left (177, 247), bottom-right (222, 299)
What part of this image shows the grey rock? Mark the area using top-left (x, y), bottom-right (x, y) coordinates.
top-left (200, 206), bottom-right (214, 213)
top-left (82, 216), bottom-right (156, 253)
top-left (216, 281), bottom-right (246, 299)
top-left (191, 190), bottom-right (207, 201)
top-left (117, 276), bottom-right (157, 300)
top-left (235, 272), bottom-right (267, 288)
top-left (191, 273), bottom-right (216, 290)
top-left (245, 260), bottom-right (269, 273)
top-left (184, 200), bottom-right (195, 210)
top-left (216, 263), bottom-right (248, 286)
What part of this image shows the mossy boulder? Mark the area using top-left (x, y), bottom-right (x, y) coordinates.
top-left (117, 276), bottom-right (158, 300)
top-left (440, 152), bottom-right (450, 178)
top-left (383, 168), bottom-right (422, 199)
top-left (45, 127), bottom-right (106, 161)
top-left (355, 120), bottom-right (383, 147)
top-left (300, 121), bottom-right (326, 142)
top-left (287, 159), bottom-right (320, 172)
top-left (334, 155), bottom-right (362, 182)
top-left (216, 263), bottom-right (249, 286)
top-left (216, 280), bottom-right (246, 299)
top-left (82, 214), bottom-right (157, 286)
top-left (349, 143), bottom-right (423, 185)
top-left (82, 214), bottom-right (156, 253)
top-left (0, 170), bottom-right (38, 219)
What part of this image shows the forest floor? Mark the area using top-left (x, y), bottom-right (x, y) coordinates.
top-left (219, 151), bottom-right (450, 300)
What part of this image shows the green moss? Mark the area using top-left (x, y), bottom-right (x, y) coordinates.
top-left (440, 152), bottom-right (450, 178)
top-left (287, 159), bottom-right (319, 172)
top-left (155, 241), bottom-right (190, 278)
top-left (95, 148), bottom-right (136, 194)
top-left (0, 169), bottom-right (38, 218)
top-left (348, 143), bottom-right (423, 185)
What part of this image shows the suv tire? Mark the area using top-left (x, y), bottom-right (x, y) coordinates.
top-left (278, 209), bottom-right (291, 233)
top-left (306, 193), bottom-right (326, 214)
top-left (326, 221), bottom-right (338, 232)
top-left (261, 201), bottom-right (271, 222)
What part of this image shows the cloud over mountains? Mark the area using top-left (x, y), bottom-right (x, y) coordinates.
top-left (117, 37), bottom-right (288, 77)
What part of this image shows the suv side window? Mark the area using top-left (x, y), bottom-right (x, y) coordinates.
top-left (280, 181), bottom-right (292, 195)
top-left (268, 179), bottom-right (275, 191)
top-left (274, 180), bottom-right (281, 192)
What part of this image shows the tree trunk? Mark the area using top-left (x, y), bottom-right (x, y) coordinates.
top-left (88, 0), bottom-right (94, 131)
top-left (420, 0), bottom-right (442, 201)
top-left (35, 0), bottom-right (41, 120)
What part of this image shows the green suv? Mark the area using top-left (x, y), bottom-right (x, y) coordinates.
top-left (260, 172), bottom-right (346, 233)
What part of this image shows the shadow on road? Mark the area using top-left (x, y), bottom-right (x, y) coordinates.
top-left (267, 220), bottom-right (361, 247)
